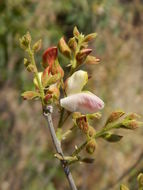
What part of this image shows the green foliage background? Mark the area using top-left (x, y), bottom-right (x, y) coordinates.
top-left (0, 0), bottom-right (143, 190)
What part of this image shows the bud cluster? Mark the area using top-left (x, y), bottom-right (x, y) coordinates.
top-left (58, 26), bottom-right (100, 70)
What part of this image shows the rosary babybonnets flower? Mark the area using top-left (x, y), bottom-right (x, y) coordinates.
top-left (60, 70), bottom-right (104, 114)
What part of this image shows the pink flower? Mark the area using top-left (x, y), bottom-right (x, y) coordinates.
top-left (60, 92), bottom-right (104, 114)
top-left (60, 70), bottom-right (104, 114)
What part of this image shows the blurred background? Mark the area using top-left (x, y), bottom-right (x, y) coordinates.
top-left (0, 0), bottom-right (143, 189)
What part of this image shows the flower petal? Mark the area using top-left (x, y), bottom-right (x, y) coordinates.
top-left (65, 70), bottom-right (88, 96)
top-left (42, 47), bottom-right (58, 68)
top-left (60, 92), bottom-right (104, 114)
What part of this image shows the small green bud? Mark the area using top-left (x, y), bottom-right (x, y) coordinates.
top-left (32, 39), bottom-right (42, 52)
top-left (87, 126), bottom-right (96, 138)
top-left (26, 64), bottom-right (36, 73)
top-left (24, 58), bottom-right (30, 67)
top-left (120, 184), bottom-right (129, 190)
top-left (19, 32), bottom-right (31, 50)
top-left (73, 26), bottom-right (80, 37)
top-left (137, 173), bottom-right (143, 187)
top-left (86, 139), bottom-right (96, 154)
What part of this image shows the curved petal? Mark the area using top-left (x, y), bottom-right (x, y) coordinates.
top-left (60, 92), bottom-right (104, 114)
top-left (42, 47), bottom-right (58, 68)
top-left (65, 70), bottom-right (88, 96)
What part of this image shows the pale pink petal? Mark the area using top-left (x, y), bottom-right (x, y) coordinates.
top-left (60, 92), bottom-right (104, 114)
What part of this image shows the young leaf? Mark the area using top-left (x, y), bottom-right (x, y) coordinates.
top-left (101, 132), bottom-right (123, 143)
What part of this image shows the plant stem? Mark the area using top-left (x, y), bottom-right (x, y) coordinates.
top-left (43, 105), bottom-right (78, 190)
top-left (28, 46), bottom-right (45, 104)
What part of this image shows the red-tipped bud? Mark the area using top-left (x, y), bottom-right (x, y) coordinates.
top-left (76, 116), bottom-right (89, 133)
top-left (42, 47), bottom-right (58, 68)
top-left (76, 49), bottom-right (92, 64)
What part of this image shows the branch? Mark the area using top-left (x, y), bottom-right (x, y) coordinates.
top-left (43, 105), bottom-right (78, 190)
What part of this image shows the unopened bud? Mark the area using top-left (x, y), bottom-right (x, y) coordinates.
top-left (24, 58), bottom-right (30, 67)
top-left (84, 33), bottom-right (97, 42)
top-left (73, 26), bottom-right (80, 37)
top-left (19, 32), bottom-right (31, 50)
top-left (86, 139), bottom-right (96, 154)
top-left (32, 39), bottom-right (42, 52)
top-left (85, 55), bottom-right (100, 65)
top-left (122, 120), bottom-right (142, 130)
top-left (106, 111), bottom-right (125, 125)
top-left (124, 113), bottom-right (140, 120)
top-left (120, 184), bottom-right (129, 190)
top-left (58, 37), bottom-right (71, 58)
top-left (137, 173), bottom-right (143, 187)
top-left (68, 37), bottom-right (77, 51)
top-left (87, 126), bottom-right (96, 138)
top-left (76, 49), bottom-right (92, 64)
top-left (76, 116), bottom-right (88, 133)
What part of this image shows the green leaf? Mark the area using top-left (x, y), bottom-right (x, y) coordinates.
top-left (101, 132), bottom-right (123, 143)
top-left (80, 157), bottom-right (95, 164)
top-left (21, 91), bottom-right (40, 100)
